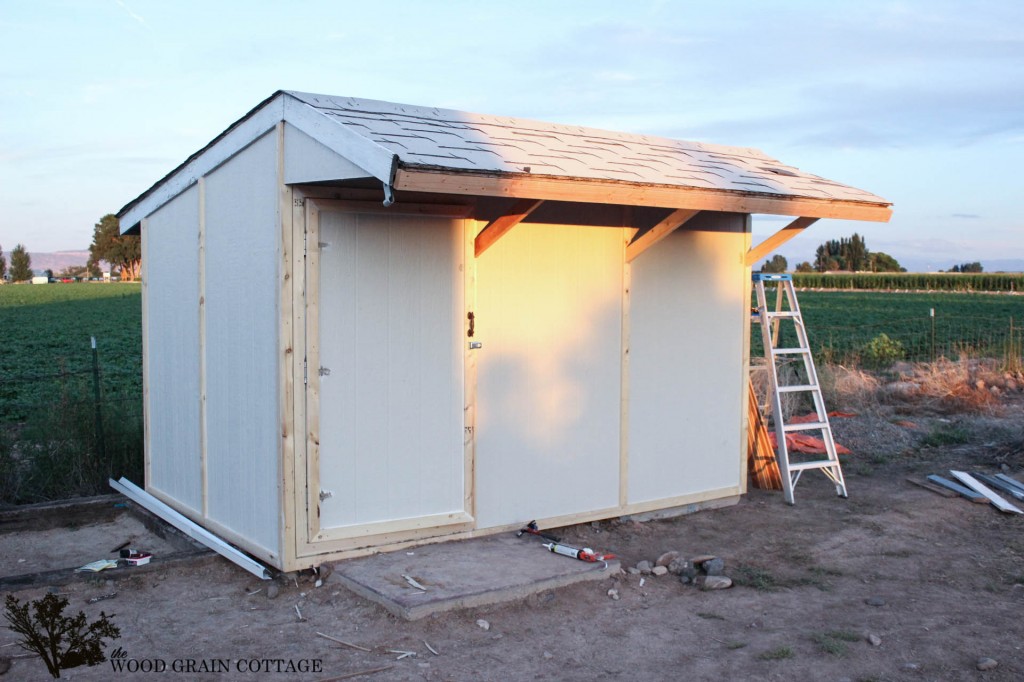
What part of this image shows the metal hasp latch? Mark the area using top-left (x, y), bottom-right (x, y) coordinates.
top-left (469, 342), bottom-right (482, 349)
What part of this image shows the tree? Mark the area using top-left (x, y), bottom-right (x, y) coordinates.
top-left (0, 243), bottom-right (6, 280)
top-left (4, 593), bottom-right (120, 678)
top-left (89, 214), bottom-right (140, 282)
top-left (9, 244), bottom-right (32, 281)
top-left (869, 252), bottom-right (905, 272)
top-left (795, 261), bottom-right (814, 273)
top-left (951, 261), bottom-right (983, 273)
top-left (760, 254), bottom-right (788, 273)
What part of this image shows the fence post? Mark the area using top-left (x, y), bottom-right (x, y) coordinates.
top-left (930, 308), bottom-right (936, 362)
top-left (91, 336), bottom-right (106, 462)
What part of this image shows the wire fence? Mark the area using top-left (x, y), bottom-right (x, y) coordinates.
top-left (0, 339), bottom-right (143, 505)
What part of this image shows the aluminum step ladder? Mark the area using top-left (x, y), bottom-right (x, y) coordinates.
top-left (752, 272), bottom-right (847, 504)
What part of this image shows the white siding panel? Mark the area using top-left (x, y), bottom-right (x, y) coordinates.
top-left (203, 132), bottom-right (280, 555)
top-left (628, 213), bottom-right (748, 503)
top-left (283, 123), bottom-right (371, 184)
top-left (474, 224), bottom-right (624, 528)
top-left (145, 185), bottom-right (202, 511)
top-left (317, 212), bottom-right (465, 528)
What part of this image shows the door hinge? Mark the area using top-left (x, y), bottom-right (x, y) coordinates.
top-left (303, 359), bottom-right (308, 385)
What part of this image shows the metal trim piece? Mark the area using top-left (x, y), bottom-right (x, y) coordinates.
top-left (109, 477), bottom-right (273, 579)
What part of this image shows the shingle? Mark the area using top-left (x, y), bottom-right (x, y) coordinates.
top-left (285, 91), bottom-right (888, 204)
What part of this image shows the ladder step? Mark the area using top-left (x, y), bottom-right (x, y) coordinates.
top-left (772, 347), bottom-right (811, 355)
top-left (782, 421), bottom-right (829, 432)
top-left (765, 311), bottom-right (801, 319)
top-left (789, 460), bottom-right (841, 472)
top-left (777, 384), bottom-right (818, 393)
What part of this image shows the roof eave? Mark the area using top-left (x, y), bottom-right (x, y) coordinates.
top-left (392, 167), bottom-right (893, 223)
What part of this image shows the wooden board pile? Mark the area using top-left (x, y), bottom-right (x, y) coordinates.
top-left (908, 471), bottom-right (1024, 514)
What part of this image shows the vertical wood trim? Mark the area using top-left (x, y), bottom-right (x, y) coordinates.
top-left (197, 177), bottom-right (209, 516)
top-left (276, 122), bottom-right (297, 567)
top-left (288, 188), bottom-right (308, 568)
top-left (304, 200), bottom-right (322, 542)
top-left (619, 226), bottom-right (632, 507)
top-left (739, 215), bottom-right (753, 493)
top-left (464, 219), bottom-right (478, 521)
top-left (141, 217), bottom-right (152, 489)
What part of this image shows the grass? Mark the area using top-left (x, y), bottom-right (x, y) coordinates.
top-left (921, 424), bottom-right (971, 447)
top-left (759, 646), bottom-right (794, 660)
top-left (696, 612), bottom-right (725, 620)
top-left (812, 630), bottom-right (862, 656)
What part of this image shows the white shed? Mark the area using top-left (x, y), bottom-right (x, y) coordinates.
top-left (117, 91), bottom-right (891, 571)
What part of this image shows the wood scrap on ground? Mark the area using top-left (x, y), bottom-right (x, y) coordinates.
top-left (905, 477), bottom-right (957, 498)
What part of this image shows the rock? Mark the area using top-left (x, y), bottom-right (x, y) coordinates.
top-left (679, 575), bottom-right (692, 585)
top-left (266, 583), bottom-right (280, 600)
top-left (627, 567), bottom-right (641, 575)
top-left (885, 381), bottom-right (918, 396)
top-left (702, 558), bottom-right (725, 576)
top-left (1006, 380), bottom-right (1018, 392)
top-left (667, 557), bottom-right (691, 576)
top-left (701, 575), bottom-right (733, 590)
top-left (864, 597), bottom-right (886, 607)
top-left (476, 619), bottom-right (490, 631)
top-left (655, 551), bottom-right (679, 567)
top-left (317, 563), bottom-right (334, 580)
top-left (690, 554), bottom-right (716, 565)
top-left (543, 651), bottom-right (554, 660)
top-left (975, 379), bottom-right (986, 390)
top-left (0, 657), bottom-right (10, 676)
top-left (652, 566), bottom-right (669, 576)
top-left (901, 662), bottom-right (920, 671)
top-left (976, 657), bottom-right (998, 671)
top-left (867, 633), bottom-right (882, 646)
top-left (607, 588), bottom-right (620, 600)
top-left (636, 561), bottom-right (653, 575)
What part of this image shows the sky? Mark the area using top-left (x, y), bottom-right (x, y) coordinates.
top-left (1, 0), bottom-right (1021, 271)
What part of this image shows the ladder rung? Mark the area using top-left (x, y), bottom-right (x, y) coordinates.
top-left (772, 347), bottom-right (810, 355)
top-left (789, 460), bottom-right (840, 472)
top-left (765, 311), bottom-right (801, 319)
top-left (782, 421), bottom-right (829, 432)
top-left (777, 384), bottom-right (818, 393)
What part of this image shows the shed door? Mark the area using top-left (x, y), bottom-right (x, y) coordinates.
top-left (306, 208), bottom-right (469, 541)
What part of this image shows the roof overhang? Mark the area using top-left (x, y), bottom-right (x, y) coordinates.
top-left (393, 168), bottom-right (892, 223)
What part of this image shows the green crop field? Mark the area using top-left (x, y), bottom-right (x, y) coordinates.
top-left (757, 289), bottom-right (1024, 367)
top-left (0, 283), bottom-right (142, 422)
top-left (0, 283), bottom-right (143, 503)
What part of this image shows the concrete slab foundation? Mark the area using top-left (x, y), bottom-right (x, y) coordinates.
top-left (333, 533), bottom-right (619, 620)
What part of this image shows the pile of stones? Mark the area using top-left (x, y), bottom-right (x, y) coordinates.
top-left (627, 551), bottom-right (732, 590)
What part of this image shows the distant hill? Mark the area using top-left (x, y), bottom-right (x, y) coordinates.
top-left (27, 250), bottom-right (90, 273)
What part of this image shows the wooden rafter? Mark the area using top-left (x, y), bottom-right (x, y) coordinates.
top-left (745, 217), bottom-right (818, 267)
top-left (625, 208), bottom-right (700, 262)
top-left (474, 199), bottom-right (543, 257)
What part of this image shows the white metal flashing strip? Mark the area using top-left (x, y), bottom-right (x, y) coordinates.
top-left (110, 477), bottom-right (273, 579)
top-left (950, 470), bottom-right (1024, 514)
top-left (282, 95), bottom-right (398, 187)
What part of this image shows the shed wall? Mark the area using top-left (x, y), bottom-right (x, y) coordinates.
top-left (627, 212), bottom-right (749, 503)
top-left (202, 131), bottom-right (281, 558)
top-left (144, 184), bottom-right (203, 512)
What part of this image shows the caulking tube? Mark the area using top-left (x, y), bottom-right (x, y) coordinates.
top-left (542, 542), bottom-right (594, 561)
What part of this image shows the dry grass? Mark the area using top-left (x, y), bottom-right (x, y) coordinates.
top-left (824, 358), bottom-right (1014, 416)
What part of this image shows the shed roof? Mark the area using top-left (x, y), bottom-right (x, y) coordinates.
top-left (118, 90), bottom-right (891, 230)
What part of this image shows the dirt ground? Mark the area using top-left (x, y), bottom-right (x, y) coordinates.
top-left (3, 366), bottom-right (1024, 681)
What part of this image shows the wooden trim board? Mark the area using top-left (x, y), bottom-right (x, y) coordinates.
top-left (394, 169), bottom-right (893, 222)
